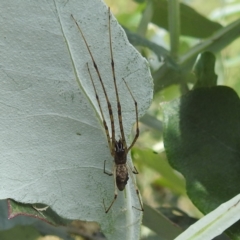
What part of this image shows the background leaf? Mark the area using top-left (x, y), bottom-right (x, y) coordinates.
top-left (193, 51), bottom-right (217, 89)
top-left (175, 194), bottom-right (240, 240)
top-left (162, 86), bottom-right (240, 238)
top-left (151, 0), bottom-right (222, 38)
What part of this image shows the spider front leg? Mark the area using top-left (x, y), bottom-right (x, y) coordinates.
top-left (71, 14), bottom-right (116, 156)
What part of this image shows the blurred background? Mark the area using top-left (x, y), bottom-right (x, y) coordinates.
top-left (104, 0), bottom-right (240, 239)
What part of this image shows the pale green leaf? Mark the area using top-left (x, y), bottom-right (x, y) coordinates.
top-left (175, 194), bottom-right (240, 240)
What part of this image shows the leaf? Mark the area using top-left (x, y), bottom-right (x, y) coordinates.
top-left (162, 86), bottom-right (240, 238)
top-left (0, 0), bottom-right (153, 239)
top-left (0, 200), bottom-right (73, 239)
top-left (151, 0), bottom-right (222, 38)
top-left (175, 194), bottom-right (240, 240)
top-left (8, 199), bottom-right (68, 226)
top-left (0, 200), bottom-right (37, 230)
top-left (143, 204), bottom-right (182, 239)
top-left (134, 149), bottom-right (185, 195)
top-left (193, 51), bottom-right (217, 89)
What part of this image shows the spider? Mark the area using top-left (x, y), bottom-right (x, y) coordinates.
top-left (71, 7), bottom-right (144, 213)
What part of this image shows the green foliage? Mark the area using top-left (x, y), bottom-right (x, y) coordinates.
top-left (151, 0), bottom-right (222, 38)
top-left (193, 52), bottom-right (217, 89)
top-left (162, 86), bottom-right (240, 238)
top-left (121, 0), bottom-right (240, 239)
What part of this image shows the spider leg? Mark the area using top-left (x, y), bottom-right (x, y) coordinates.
top-left (107, 8), bottom-right (127, 149)
top-left (87, 63), bottom-right (113, 155)
top-left (103, 160), bottom-right (113, 176)
top-left (127, 162), bottom-right (139, 175)
top-left (132, 166), bottom-right (139, 174)
top-left (128, 166), bottom-right (144, 212)
top-left (103, 164), bottom-right (118, 213)
top-left (71, 14), bottom-right (116, 155)
top-left (122, 78), bottom-right (139, 153)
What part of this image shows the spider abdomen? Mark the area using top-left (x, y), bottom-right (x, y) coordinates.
top-left (116, 164), bottom-right (129, 191)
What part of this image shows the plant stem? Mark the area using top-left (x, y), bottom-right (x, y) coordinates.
top-left (168, 0), bottom-right (180, 61)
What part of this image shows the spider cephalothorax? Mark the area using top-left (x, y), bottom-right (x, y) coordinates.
top-left (114, 139), bottom-right (126, 164)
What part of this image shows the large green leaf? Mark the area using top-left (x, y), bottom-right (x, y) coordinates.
top-left (162, 86), bottom-right (240, 238)
top-left (0, 0), bottom-right (153, 239)
top-left (151, 0), bottom-right (222, 38)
